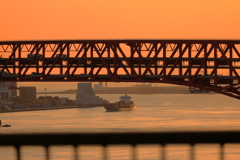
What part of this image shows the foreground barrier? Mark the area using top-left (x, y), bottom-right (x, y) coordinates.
top-left (1, 131), bottom-right (240, 160)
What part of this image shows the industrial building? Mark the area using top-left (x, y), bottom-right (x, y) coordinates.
top-left (0, 82), bottom-right (18, 101)
top-left (19, 86), bottom-right (36, 102)
top-left (76, 83), bottom-right (103, 106)
top-left (93, 82), bottom-right (107, 91)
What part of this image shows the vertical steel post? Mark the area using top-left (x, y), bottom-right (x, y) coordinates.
top-left (162, 43), bottom-right (166, 77)
top-left (154, 43), bottom-right (158, 75)
top-left (17, 44), bottom-right (21, 75)
top-left (67, 43), bottom-right (70, 80)
top-left (45, 88), bottom-right (47, 107)
top-left (214, 44), bottom-right (218, 87)
top-left (179, 43), bottom-right (183, 76)
top-left (229, 44), bottom-right (233, 77)
top-left (188, 43), bottom-right (192, 83)
top-left (204, 44), bottom-right (208, 75)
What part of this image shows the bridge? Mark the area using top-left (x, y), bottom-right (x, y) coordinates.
top-left (0, 39), bottom-right (240, 99)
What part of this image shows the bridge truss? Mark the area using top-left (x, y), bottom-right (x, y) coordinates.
top-left (0, 39), bottom-right (240, 99)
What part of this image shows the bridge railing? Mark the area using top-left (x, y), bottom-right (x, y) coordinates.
top-left (1, 131), bottom-right (240, 160)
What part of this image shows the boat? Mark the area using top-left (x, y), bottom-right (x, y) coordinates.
top-left (2, 124), bottom-right (11, 127)
top-left (104, 94), bottom-right (136, 112)
top-left (189, 88), bottom-right (210, 93)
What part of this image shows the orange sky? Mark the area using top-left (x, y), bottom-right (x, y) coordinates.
top-left (1, 1), bottom-right (240, 92)
top-left (1, 0), bottom-right (240, 40)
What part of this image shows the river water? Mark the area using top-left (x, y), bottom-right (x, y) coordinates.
top-left (1, 93), bottom-right (240, 160)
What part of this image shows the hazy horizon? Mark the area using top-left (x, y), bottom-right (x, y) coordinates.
top-left (17, 82), bottom-right (178, 92)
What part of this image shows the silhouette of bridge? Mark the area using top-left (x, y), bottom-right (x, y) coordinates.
top-left (0, 39), bottom-right (240, 99)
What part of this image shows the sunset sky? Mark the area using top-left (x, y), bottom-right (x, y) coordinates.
top-left (1, 1), bottom-right (240, 91)
top-left (1, 0), bottom-right (240, 40)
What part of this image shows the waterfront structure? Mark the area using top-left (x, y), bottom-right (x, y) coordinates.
top-left (76, 83), bottom-right (103, 107)
top-left (19, 86), bottom-right (36, 102)
top-left (0, 82), bottom-right (17, 101)
top-left (59, 97), bottom-right (69, 106)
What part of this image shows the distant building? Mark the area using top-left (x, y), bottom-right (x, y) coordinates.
top-left (76, 83), bottom-right (103, 106)
top-left (59, 97), bottom-right (69, 106)
top-left (10, 82), bottom-right (17, 97)
top-left (94, 82), bottom-right (106, 91)
top-left (0, 82), bottom-right (18, 101)
top-left (19, 86), bottom-right (36, 102)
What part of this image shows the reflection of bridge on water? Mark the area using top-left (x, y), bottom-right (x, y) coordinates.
top-left (0, 39), bottom-right (240, 99)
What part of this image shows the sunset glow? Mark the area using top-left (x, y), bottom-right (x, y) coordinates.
top-left (2, 2), bottom-right (240, 160)
top-left (1, 0), bottom-right (240, 40)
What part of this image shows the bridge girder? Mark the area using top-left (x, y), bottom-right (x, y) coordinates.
top-left (0, 39), bottom-right (240, 99)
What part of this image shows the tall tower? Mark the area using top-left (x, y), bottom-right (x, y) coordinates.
top-left (19, 86), bottom-right (36, 102)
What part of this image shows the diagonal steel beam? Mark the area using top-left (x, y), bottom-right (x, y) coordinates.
top-left (191, 45), bottom-right (214, 83)
top-left (142, 44), bottom-right (163, 76)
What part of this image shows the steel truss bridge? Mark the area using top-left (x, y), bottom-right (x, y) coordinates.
top-left (0, 39), bottom-right (240, 99)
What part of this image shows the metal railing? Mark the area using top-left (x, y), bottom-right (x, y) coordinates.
top-left (1, 131), bottom-right (240, 160)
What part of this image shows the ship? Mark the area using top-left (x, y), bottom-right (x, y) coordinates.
top-left (104, 94), bottom-right (136, 112)
top-left (189, 87), bottom-right (211, 93)
top-left (1, 124), bottom-right (11, 127)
